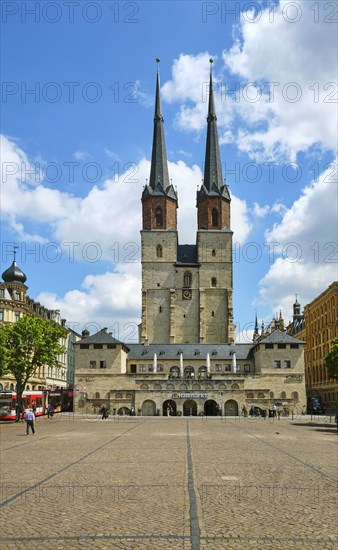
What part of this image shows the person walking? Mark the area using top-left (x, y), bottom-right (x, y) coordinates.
top-left (25, 409), bottom-right (35, 435)
top-left (242, 404), bottom-right (248, 418)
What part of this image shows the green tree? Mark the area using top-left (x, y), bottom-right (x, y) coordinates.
top-left (324, 338), bottom-right (338, 381)
top-left (0, 315), bottom-right (66, 421)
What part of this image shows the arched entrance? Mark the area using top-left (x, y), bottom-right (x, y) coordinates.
top-left (204, 399), bottom-right (219, 416)
top-left (118, 406), bottom-right (130, 415)
top-left (163, 399), bottom-right (177, 416)
top-left (183, 400), bottom-right (197, 416)
top-left (224, 400), bottom-right (238, 416)
top-left (142, 400), bottom-right (156, 416)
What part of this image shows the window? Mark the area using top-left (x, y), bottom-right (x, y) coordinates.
top-left (212, 249), bottom-right (216, 257)
top-left (215, 364), bottom-right (222, 372)
top-left (90, 360), bottom-right (96, 369)
top-left (274, 360), bottom-right (281, 368)
top-left (148, 364), bottom-right (153, 372)
top-left (0, 309), bottom-right (3, 321)
top-left (107, 344), bottom-right (116, 349)
top-left (211, 277), bottom-right (217, 288)
top-left (265, 344), bottom-right (273, 349)
top-left (80, 344), bottom-right (89, 349)
top-left (280, 391), bottom-right (286, 399)
top-left (99, 360), bottom-right (107, 369)
top-left (277, 344), bottom-right (286, 349)
top-left (244, 364), bottom-right (250, 373)
top-left (290, 343), bottom-right (299, 349)
top-left (157, 364), bottom-right (164, 372)
top-left (225, 364), bottom-right (231, 372)
top-left (184, 271), bottom-right (192, 286)
top-left (94, 344), bottom-right (103, 349)
top-left (139, 364), bottom-right (146, 372)
top-left (0, 289), bottom-right (4, 298)
top-left (15, 312), bottom-right (20, 322)
top-left (283, 360), bottom-right (291, 368)
top-left (130, 364), bottom-right (137, 373)
top-left (156, 244), bottom-right (163, 258)
top-left (15, 291), bottom-right (21, 300)
top-left (155, 206), bottom-right (163, 227)
top-left (211, 208), bottom-right (219, 227)
top-left (170, 366), bottom-right (180, 378)
top-left (292, 391), bottom-right (298, 401)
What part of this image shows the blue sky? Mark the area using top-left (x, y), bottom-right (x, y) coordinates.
top-left (1, 0), bottom-right (337, 342)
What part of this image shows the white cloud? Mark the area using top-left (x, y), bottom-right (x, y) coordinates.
top-left (252, 202), bottom-right (270, 219)
top-left (74, 151), bottom-right (92, 161)
top-left (222, 0), bottom-right (338, 161)
top-left (259, 160), bottom-right (338, 314)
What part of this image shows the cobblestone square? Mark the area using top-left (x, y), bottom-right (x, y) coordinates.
top-left (0, 414), bottom-right (337, 549)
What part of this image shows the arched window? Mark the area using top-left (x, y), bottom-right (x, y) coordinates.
top-left (280, 391), bottom-right (286, 399)
top-left (212, 208), bottom-right (219, 227)
top-left (292, 391), bottom-right (298, 401)
top-left (156, 244), bottom-right (163, 258)
top-left (184, 271), bottom-right (192, 287)
top-left (212, 249), bottom-right (216, 257)
top-left (184, 366), bottom-right (195, 379)
top-left (211, 277), bottom-right (217, 288)
top-left (170, 366), bottom-right (180, 379)
top-left (155, 206), bottom-right (163, 227)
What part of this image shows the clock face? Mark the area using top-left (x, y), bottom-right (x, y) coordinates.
top-left (183, 289), bottom-right (192, 300)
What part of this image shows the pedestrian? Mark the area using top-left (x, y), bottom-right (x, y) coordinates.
top-left (32, 402), bottom-right (36, 416)
top-left (272, 404), bottom-right (277, 418)
top-left (20, 403), bottom-right (25, 422)
top-left (47, 405), bottom-right (54, 418)
top-left (167, 405), bottom-right (170, 417)
top-left (100, 404), bottom-right (107, 419)
top-left (242, 404), bottom-right (248, 418)
top-left (25, 409), bottom-right (35, 435)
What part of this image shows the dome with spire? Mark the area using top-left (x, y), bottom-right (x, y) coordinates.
top-left (2, 260), bottom-right (27, 284)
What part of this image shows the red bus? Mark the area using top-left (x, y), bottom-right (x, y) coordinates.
top-left (0, 390), bottom-right (45, 420)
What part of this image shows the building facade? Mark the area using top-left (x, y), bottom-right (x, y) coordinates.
top-left (0, 254), bottom-right (80, 392)
top-left (74, 62), bottom-right (307, 417)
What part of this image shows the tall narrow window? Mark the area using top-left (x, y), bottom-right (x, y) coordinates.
top-left (212, 208), bottom-right (219, 227)
top-left (155, 206), bottom-right (163, 227)
top-left (211, 277), bottom-right (217, 287)
top-left (156, 244), bottom-right (163, 258)
top-left (183, 271), bottom-right (192, 286)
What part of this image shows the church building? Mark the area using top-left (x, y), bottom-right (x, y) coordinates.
top-left (74, 62), bottom-right (306, 417)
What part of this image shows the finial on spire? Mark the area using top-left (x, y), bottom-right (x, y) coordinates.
top-left (13, 244), bottom-right (19, 262)
top-left (156, 58), bottom-right (160, 72)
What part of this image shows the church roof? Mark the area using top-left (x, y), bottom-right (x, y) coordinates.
top-left (142, 61), bottom-right (177, 202)
top-left (127, 343), bottom-right (254, 361)
top-left (197, 60), bottom-right (230, 201)
top-left (258, 329), bottom-right (305, 344)
top-left (177, 245), bottom-right (198, 265)
top-left (75, 328), bottom-right (128, 348)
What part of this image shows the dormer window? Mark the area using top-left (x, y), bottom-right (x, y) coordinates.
top-left (155, 206), bottom-right (163, 227)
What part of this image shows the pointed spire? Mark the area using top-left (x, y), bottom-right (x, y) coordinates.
top-left (253, 309), bottom-right (259, 341)
top-left (146, 58), bottom-right (177, 200)
top-left (200, 59), bottom-right (229, 198)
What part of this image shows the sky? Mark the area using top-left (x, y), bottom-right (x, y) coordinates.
top-left (1, 0), bottom-right (337, 343)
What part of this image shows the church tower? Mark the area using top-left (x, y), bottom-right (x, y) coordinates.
top-left (196, 60), bottom-right (235, 343)
top-left (140, 60), bottom-right (178, 344)
top-left (140, 60), bottom-right (235, 345)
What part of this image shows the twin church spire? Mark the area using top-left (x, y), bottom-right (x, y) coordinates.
top-left (142, 58), bottom-right (230, 231)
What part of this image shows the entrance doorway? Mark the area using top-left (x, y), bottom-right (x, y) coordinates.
top-left (163, 399), bottom-right (177, 416)
top-left (183, 400), bottom-right (197, 416)
top-left (224, 399), bottom-right (238, 416)
top-left (204, 399), bottom-right (219, 416)
top-left (142, 400), bottom-right (156, 416)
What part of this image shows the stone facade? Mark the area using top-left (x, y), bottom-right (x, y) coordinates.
top-left (74, 328), bottom-right (306, 416)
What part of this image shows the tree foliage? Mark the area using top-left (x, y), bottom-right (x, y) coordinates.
top-left (0, 315), bottom-right (66, 420)
top-left (324, 338), bottom-right (338, 381)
